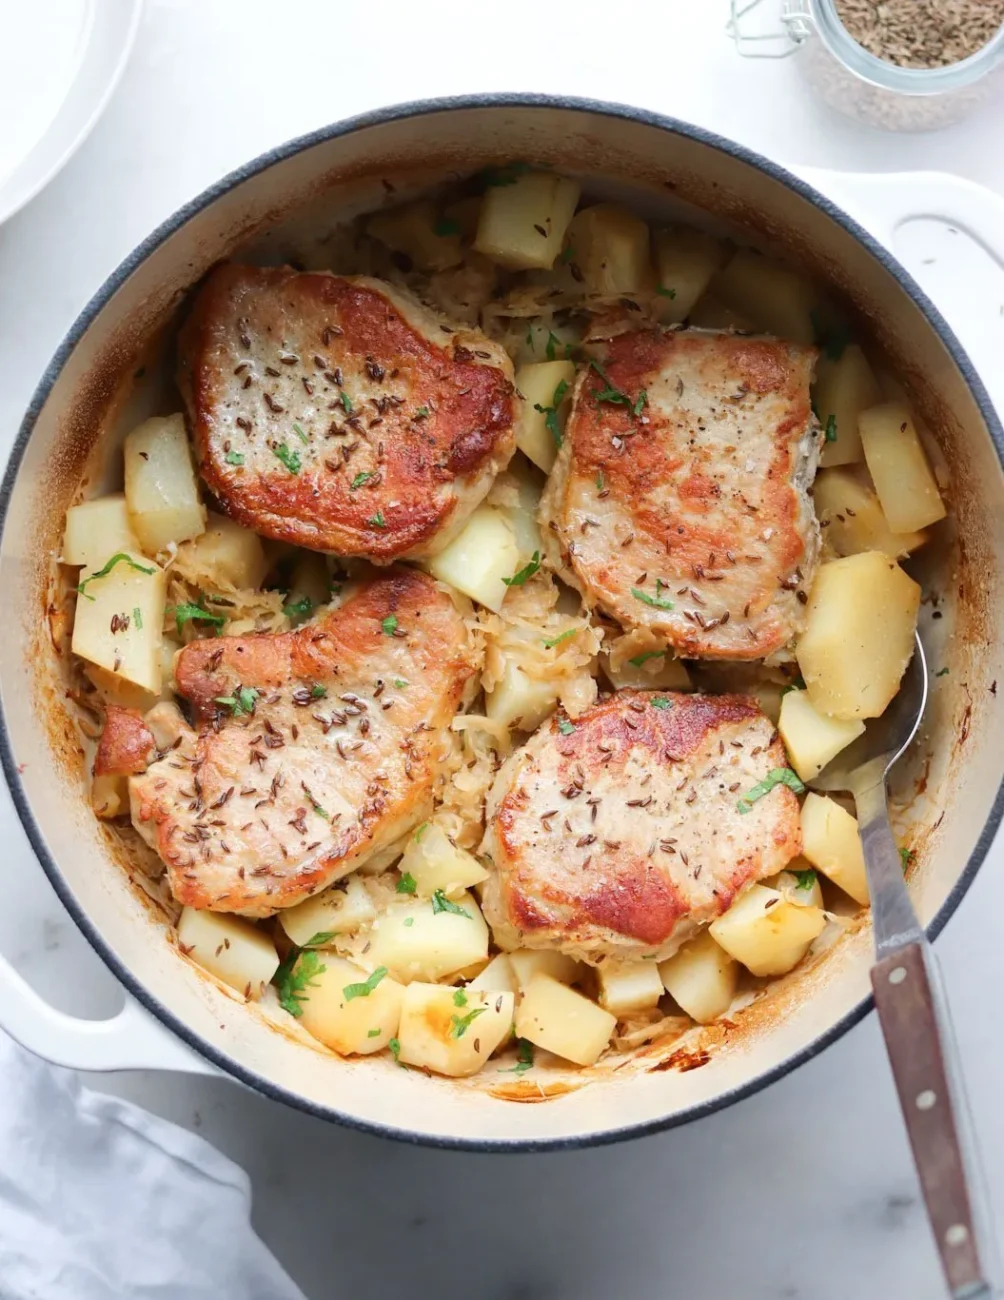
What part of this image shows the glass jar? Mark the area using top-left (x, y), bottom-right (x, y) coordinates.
top-left (730, 0), bottom-right (1004, 131)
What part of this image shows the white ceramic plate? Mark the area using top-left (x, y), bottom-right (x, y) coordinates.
top-left (0, 0), bottom-right (142, 226)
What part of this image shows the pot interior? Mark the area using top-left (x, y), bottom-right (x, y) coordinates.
top-left (3, 99), bottom-right (1002, 1147)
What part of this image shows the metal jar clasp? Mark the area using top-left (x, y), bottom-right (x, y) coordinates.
top-left (727, 0), bottom-right (814, 59)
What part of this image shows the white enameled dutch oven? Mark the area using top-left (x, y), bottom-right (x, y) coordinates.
top-left (1, 96), bottom-right (1004, 1150)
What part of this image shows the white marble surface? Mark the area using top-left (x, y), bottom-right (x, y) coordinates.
top-left (4, 2), bottom-right (1004, 1296)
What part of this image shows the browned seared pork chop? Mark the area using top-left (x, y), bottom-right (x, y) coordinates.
top-left (540, 329), bottom-right (821, 660)
top-left (129, 569), bottom-right (478, 915)
top-left (179, 264), bottom-right (518, 561)
top-left (93, 706), bottom-right (157, 776)
top-left (480, 691), bottom-right (801, 963)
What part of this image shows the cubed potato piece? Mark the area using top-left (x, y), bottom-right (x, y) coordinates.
top-left (426, 506), bottom-right (518, 613)
top-left (398, 822), bottom-right (488, 899)
top-left (467, 953), bottom-right (518, 995)
top-left (710, 884), bottom-right (827, 978)
top-left (85, 662), bottom-right (159, 712)
top-left (486, 657), bottom-right (561, 733)
top-left (177, 906), bottom-right (279, 999)
top-left (813, 345), bottom-right (881, 467)
top-left (366, 198), bottom-right (464, 272)
top-left (504, 457), bottom-right (545, 561)
top-left (566, 203), bottom-right (650, 296)
top-left (474, 171), bottom-right (580, 270)
top-left (71, 553), bottom-right (166, 692)
top-left (653, 227), bottom-right (728, 324)
top-left (63, 494), bottom-right (140, 568)
top-left (368, 891), bottom-right (489, 983)
top-left (515, 974), bottom-right (616, 1066)
top-left (279, 876), bottom-right (377, 948)
top-left (596, 960), bottom-right (664, 1016)
top-left (769, 864), bottom-right (825, 910)
top-left (174, 511), bottom-right (268, 591)
top-left (778, 688), bottom-right (865, 781)
top-left (858, 401), bottom-right (947, 533)
top-left (603, 650), bottom-right (692, 692)
top-left (814, 468), bottom-right (927, 560)
top-left (659, 931), bottom-right (738, 1024)
top-left (123, 415), bottom-right (206, 553)
top-left (92, 772), bottom-right (129, 820)
top-left (688, 293), bottom-right (754, 331)
top-left (800, 792), bottom-right (869, 905)
top-left (397, 983), bottom-right (515, 1077)
top-left (796, 552), bottom-right (921, 720)
top-left (514, 360), bottom-right (576, 473)
top-left (285, 550), bottom-right (331, 621)
top-left (711, 249), bottom-right (815, 344)
top-left (508, 949), bottom-right (582, 991)
top-left (294, 956), bottom-right (404, 1055)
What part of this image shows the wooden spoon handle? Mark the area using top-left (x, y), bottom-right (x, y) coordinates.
top-left (871, 941), bottom-right (994, 1297)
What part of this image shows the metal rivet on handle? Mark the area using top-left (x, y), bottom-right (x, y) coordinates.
top-left (945, 1224), bottom-right (969, 1248)
top-left (916, 1090), bottom-right (937, 1110)
top-left (889, 967), bottom-right (907, 985)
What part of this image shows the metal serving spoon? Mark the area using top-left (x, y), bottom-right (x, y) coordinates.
top-left (811, 634), bottom-right (994, 1297)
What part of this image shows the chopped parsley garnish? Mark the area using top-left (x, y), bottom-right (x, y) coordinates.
top-left (304, 788), bottom-right (329, 819)
top-left (432, 889), bottom-right (469, 917)
top-left (292, 422), bottom-right (309, 444)
top-left (525, 325), bottom-right (535, 350)
top-left (596, 472), bottom-right (605, 492)
top-left (542, 628), bottom-right (577, 649)
top-left (225, 450), bottom-right (245, 466)
top-left (272, 443), bottom-right (301, 474)
top-left (133, 607), bottom-right (143, 630)
top-left (304, 931), bottom-right (336, 948)
top-left (632, 586), bottom-right (675, 611)
top-left (283, 595), bottom-right (313, 621)
top-left (824, 414), bottom-right (837, 442)
top-left (434, 217), bottom-right (461, 237)
top-left (780, 676), bottom-right (807, 697)
top-left (351, 471), bottom-right (374, 489)
top-left (396, 872), bottom-right (417, 895)
top-left (737, 767), bottom-right (805, 814)
top-left (340, 391), bottom-right (353, 414)
top-left (899, 846), bottom-right (916, 870)
top-left (633, 389), bottom-right (648, 417)
top-left (414, 823), bottom-right (428, 842)
top-left (792, 868), bottom-right (817, 891)
top-left (936, 667), bottom-right (949, 677)
top-left (480, 161), bottom-right (530, 188)
top-left (651, 697), bottom-right (672, 710)
top-left (368, 511), bottom-right (386, 529)
top-left (559, 244), bottom-right (575, 264)
top-left (557, 717), bottom-right (575, 735)
top-left (533, 378), bottom-right (570, 447)
top-left (276, 949), bottom-right (325, 1017)
top-left (629, 650), bottom-right (665, 667)
top-left (503, 550), bottom-right (541, 587)
top-left (381, 614), bottom-right (398, 636)
top-left (367, 1028), bottom-right (381, 1038)
top-left (213, 686), bottom-right (259, 717)
top-left (76, 553), bottom-right (155, 600)
top-left (403, 917), bottom-right (415, 927)
top-left (388, 1036), bottom-right (401, 1061)
top-left (656, 285), bottom-right (677, 299)
top-left (393, 678), bottom-right (408, 688)
top-left (170, 601), bottom-right (227, 634)
top-left (453, 988), bottom-right (468, 1007)
top-left (450, 1007), bottom-right (486, 1038)
top-left (343, 966), bottom-right (388, 1001)
top-left (589, 359), bottom-right (631, 407)
top-left (310, 684), bottom-right (327, 698)
top-left (501, 1038), bottom-right (534, 1075)
top-left (415, 405), bottom-right (430, 418)
top-left (545, 331), bottom-right (562, 362)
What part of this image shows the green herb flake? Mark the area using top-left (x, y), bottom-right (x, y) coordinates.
top-left (213, 685), bottom-right (259, 717)
top-left (737, 767), bottom-right (805, 814)
top-left (631, 586), bottom-right (675, 611)
top-left (304, 931), bottom-right (336, 949)
top-left (503, 550), bottom-right (541, 588)
top-left (381, 614), bottom-right (398, 636)
top-left (368, 511), bottom-right (386, 529)
top-left (396, 872), bottom-right (417, 895)
top-left (292, 422), bottom-right (310, 444)
top-left (792, 868), bottom-right (817, 891)
top-left (415, 822), bottom-right (428, 842)
top-left (310, 683), bottom-right (327, 698)
top-left (450, 1007), bottom-right (486, 1039)
top-left (651, 697), bottom-right (672, 710)
top-left (403, 917), bottom-right (415, 928)
top-left (525, 326), bottom-right (535, 350)
top-left (340, 391), bottom-right (353, 414)
top-left (633, 389), bottom-right (648, 417)
top-left (132, 607), bottom-right (143, 630)
top-left (432, 889), bottom-right (469, 917)
top-left (272, 444), bottom-right (301, 475)
top-left (343, 966), bottom-right (388, 1001)
top-left (557, 717), bottom-right (575, 735)
top-left (283, 595), bottom-right (313, 621)
top-left (545, 331), bottom-right (561, 362)
top-left (559, 244), bottom-right (575, 264)
top-left (276, 949), bottom-right (326, 1018)
top-left (542, 628), bottom-right (577, 649)
top-left (824, 414), bottom-right (838, 443)
top-left (596, 472), bottom-right (605, 492)
top-left (501, 1038), bottom-right (534, 1075)
top-left (170, 602), bottom-right (227, 635)
top-left (936, 667), bottom-right (950, 677)
top-left (656, 285), bottom-right (677, 299)
top-left (415, 405), bottom-right (430, 419)
top-left (76, 553), bottom-right (155, 600)
top-left (532, 378), bottom-right (570, 447)
top-left (303, 786), bottom-right (329, 820)
top-left (351, 471), bottom-right (374, 490)
top-left (393, 678), bottom-right (408, 689)
top-left (367, 1028), bottom-right (381, 1038)
top-left (434, 217), bottom-right (461, 237)
top-left (629, 650), bottom-right (665, 668)
top-left (225, 450), bottom-right (245, 466)
top-left (779, 675), bottom-right (807, 697)
top-left (389, 1036), bottom-right (401, 1061)
top-left (453, 988), bottom-right (468, 1007)
top-left (899, 846), bottom-right (916, 870)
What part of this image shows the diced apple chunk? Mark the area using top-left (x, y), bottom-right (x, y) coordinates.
top-left (814, 469), bottom-right (927, 560)
top-left (688, 294), bottom-right (754, 331)
top-left (486, 657), bottom-right (561, 733)
top-left (778, 689), bottom-right (865, 782)
top-left (397, 983), bottom-right (515, 1077)
top-left (659, 931), bottom-right (738, 1024)
top-left (709, 885), bottom-right (826, 978)
top-left (858, 401), bottom-right (947, 533)
top-left (366, 198), bottom-right (464, 272)
top-left (653, 227), bottom-right (727, 324)
top-left (796, 552), bottom-right (921, 720)
top-left (368, 891), bottom-right (489, 983)
top-left (123, 414), bottom-right (206, 553)
top-left (278, 876), bottom-right (377, 948)
top-left (475, 171), bottom-right (580, 270)
top-left (63, 494), bottom-right (140, 568)
top-left (596, 960), bottom-right (664, 1016)
top-left (711, 249), bottom-right (815, 343)
top-left (515, 974), bottom-right (615, 1066)
top-left (71, 553), bottom-right (166, 692)
top-left (514, 360), bottom-right (575, 473)
top-left (174, 512), bottom-right (268, 590)
top-left (508, 949), bottom-right (582, 991)
top-left (92, 772), bottom-right (129, 820)
top-left (566, 203), bottom-right (651, 296)
top-left (467, 953), bottom-right (518, 995)
top-left (814, 345), bottom-right (881, 467)
top-left (800, 792), bottom-right (869, 905)
top-left (603, 650), bottom-right (692, 692)
top-left (292, 956), bottom-right (404, 1055)
top-left (426, 506), bottom-right (518, 613)
top-left (398, 822), bottom-right (488, 899)
top-left (504, 459), bottom-right (545, 561)
top-left (177, 907), bottom-right (279, 999)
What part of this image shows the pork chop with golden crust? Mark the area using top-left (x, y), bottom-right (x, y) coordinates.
top-left (480, 690), bottom-right (801, 963)
top-left (179, 264), bottom-right (518, 561)
top-left (129, 569), bottom-right (478, 916)
top-left (540, 329), bottom-right (821, 660)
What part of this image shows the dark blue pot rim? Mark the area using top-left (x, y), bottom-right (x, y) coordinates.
top-left (3, 92), bottom-right (1002, 1153)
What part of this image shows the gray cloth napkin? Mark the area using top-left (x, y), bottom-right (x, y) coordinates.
top-left (0, 1029), bottom-right (304, 1300)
